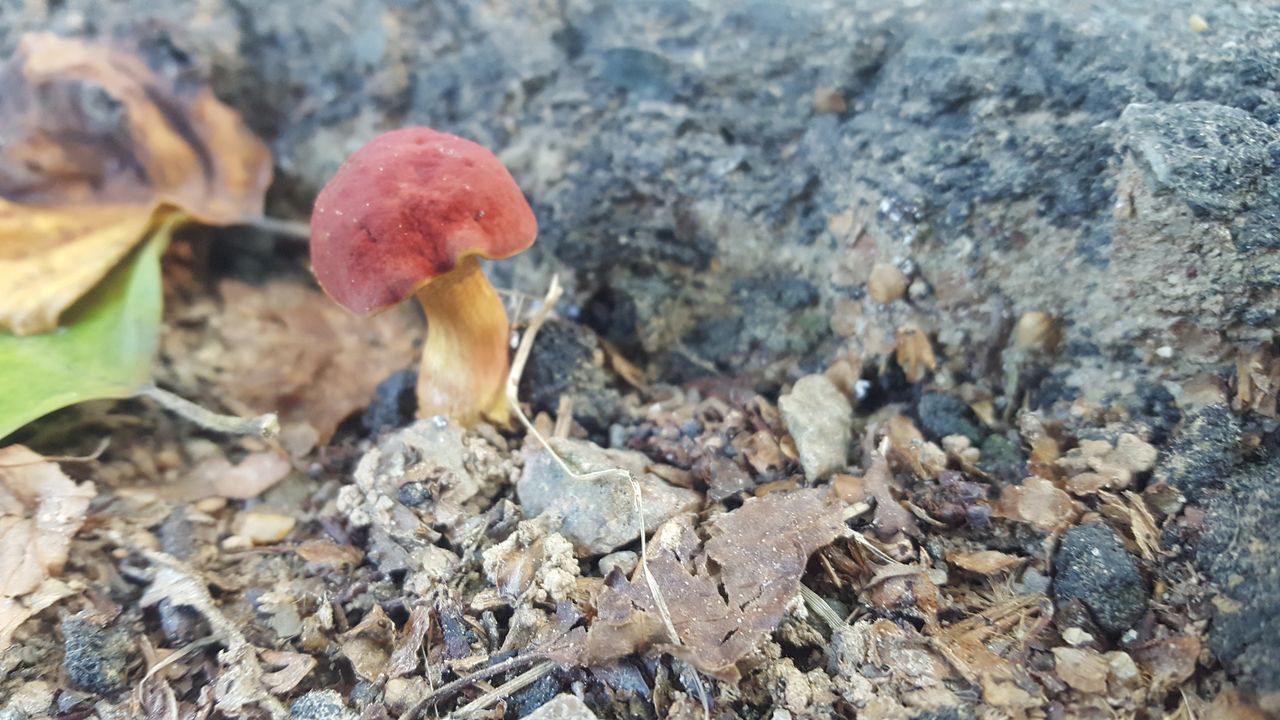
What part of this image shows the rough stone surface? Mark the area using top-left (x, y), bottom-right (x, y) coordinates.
top-left (1052, 523), bottom-right (1148, 635)
top-left (61, 613), bottom-right (132, 696)
top-left (917, 393), bottom-right (984, 445)
top-left (6, 0), bottom-right (1275, 389)
top-left (289, 690), bottom-right (357, 720)
top-left (1157, 407), bottom-right (1280, 697)
top-left (517, 437), bottom-right (701, 555)
top-left (519, 319), bottom-right (622, 436)
top-left (521, 693), bottom-right (600, 720)
top-left (362, 369), bottom-right (417, 435)
top-left (779, 374), bottom-right (853, 480)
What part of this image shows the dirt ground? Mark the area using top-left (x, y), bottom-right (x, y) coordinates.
top-left (2, 1), bottom-right (1279, 719)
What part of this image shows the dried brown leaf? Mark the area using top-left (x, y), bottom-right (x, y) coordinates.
top-left (895, 323), bottom-right (937, 383)
top-left (0, 32), bottom-right (271, 334)
top-left (0, 445), bottom-right (94, 650)
top-left (863, 449), bottom-right (920, 540)
top-left (1132, 635), bottom-right (1199, 694)
top-left (946, 550), bottom-right (1025, 576)
top-left (216, 280), bottom-right (419, 447)
top-left (583, 488), bottom-right (845, 681)
top-left (1052, 646), bottom-right (1110, 694)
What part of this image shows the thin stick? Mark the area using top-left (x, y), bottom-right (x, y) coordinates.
top-left (397, 652), bottom-right (547, 720)
top-left (450, 661), bottom-right (555, 718)
top-left (0, 438), bottom-right (109, 466)
top-left (504, 276), bottom-right (710, 720)
top-left (139, 385), bottom-right (279, 438)
top-left (243, 216), bottom-right (311, 241)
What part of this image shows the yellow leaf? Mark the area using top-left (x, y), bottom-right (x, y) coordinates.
top-left (0, 32), bottom-right (272, 334)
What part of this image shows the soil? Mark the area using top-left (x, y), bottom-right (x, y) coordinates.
top-left (2, 1), bottom-right (1279, 719)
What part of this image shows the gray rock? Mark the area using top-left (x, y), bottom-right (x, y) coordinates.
top-left (1157, 407), bottom-right (1280, 696)
top-left (779, 374), bottom-right (853, 480)
top-left (289, 690), bottom-right (356, 720)
top-left (61, 613), bottom-right (132, 695)
top-left (362, 369), bottom-right (417, 434)
top-left (917, 393), bottom-right (984, 445)
top-left (1052, 523), bottom-right (1147, 635)
top-left (523, 694), bottom-right (599, 720)
top-left (518, 319), bottom-right (622, 436)
top-left (517, 438), bottom-right (700, 555)
top-left (1118, 102), bottom-right (1277, 218)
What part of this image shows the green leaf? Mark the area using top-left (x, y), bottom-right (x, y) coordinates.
top-left (0, 217), bottom-right (176, 440)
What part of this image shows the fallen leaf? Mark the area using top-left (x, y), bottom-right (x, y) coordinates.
top-left (215, 280), bottom-right (419, 447)
top-left (0, 445), bottom-right (95, 649)
top-left (895, 323), bottom-right (937, 383)
top-left (295, 540), bottom-right (365, 570)
top-left (947, 550), bottom-right (1025, 576)
top-left (583, 488), bottom-right (845, 681)
top-left (1052, 646), bottom-right (1110, 694)
top-left (0, 226), bottom-right (168, 440)
top-left (0, 32), bottom-right (271, 334)
top-left (1133, 635), bottom-right (1199, 694)
top-left (260, 650), bottom-right (316, 694)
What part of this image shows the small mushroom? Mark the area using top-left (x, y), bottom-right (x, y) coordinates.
top-left (309, 127), bottom-right (537, 426)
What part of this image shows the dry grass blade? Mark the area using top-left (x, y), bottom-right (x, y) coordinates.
top-left (139, 384), bottom-right (280, 438)
top-left (450, 661), bottom-right (556, 718)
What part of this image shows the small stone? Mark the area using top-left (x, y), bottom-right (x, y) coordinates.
top-left (813, 87), bottom-right (847, 114)
top-left (362, 369), bottom-right (418, 435)
top-left (917, 393), bottom-right (984, 444)
top-left (195, 497), bottom-right (227, 513)
top-left (1107, 651), bottom-right (1142, 687)
top-left (289, 689), bottom-right (357, 719)
top-left (867, 262), bottom-right (908, 304)
top-left (235, 511), bottom-right (296, 545)
top-left (1187, 14), bottom-right (1209, 32)
top-left (1053, 523), bottom-right (1148, 634)
top-left (1012, 311), bottom-right (1059, 353)
top-left (62, 613), bottom-right (132, 695)
top-left (598, 550), bottom-right (638, 577)
top-left (522, 694), bottom-right (600, 720)
top-left (517, 438), bottom-right (700, 555)
top-left (1061, 626), bottom-right (1095, 646)
top-left (778, 375), bottom-right (853, 480)
top-left (221, 535), bottom-right (251, 551)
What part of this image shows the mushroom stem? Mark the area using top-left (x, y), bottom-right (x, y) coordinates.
top-left (414, 255), bottom-right (511, 426)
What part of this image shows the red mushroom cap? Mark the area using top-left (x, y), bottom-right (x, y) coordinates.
top-left (309, 127), bottom-right (537, 315)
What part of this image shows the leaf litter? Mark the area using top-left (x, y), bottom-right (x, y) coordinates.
top-left (0, 29), bottom-right (1246, 720)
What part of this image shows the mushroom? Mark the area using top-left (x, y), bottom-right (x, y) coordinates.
top-left (309, 127), bottom-right (537, 426)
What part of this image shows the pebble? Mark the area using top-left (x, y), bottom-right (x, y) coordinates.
top-left (1053, 523), bottom-right (1148, 634)
top-left (917, 392), bottom-right (984, 445)
top-left (517, 438), bottom-right (700, 555)
top-left (522, 694), bottom-right (600, 720)
top-left (867, 262), bottom-right (908, 303)
top-left (598, 550), bottom-right (638, 577)
top-left (289, 689), bottom-right (357, 719)
top-left (62, 613), bottom-right (132, 695)
top-left (235, 511), bottom-right (296, 545)
top-left (778, 374), bottom-right (853, 480)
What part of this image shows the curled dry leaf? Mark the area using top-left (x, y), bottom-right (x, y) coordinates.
top-left (215, 280), bottom-right (419, 448)
top-left (895, 323), bottom-right (937, 383)
top-left (0, 445), bottom-right (94, 650)
top-left (583, 488), bottom-right (845, 681)
top-left (0, 32), bottom-right (271, 334)
top-left (947, 550), bottom-right (1025, 576)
